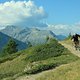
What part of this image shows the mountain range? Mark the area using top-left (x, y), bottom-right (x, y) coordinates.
top-left (0, 25), bottom-right (56, 51)
top-left (0, 25), bottom-right (66, 51)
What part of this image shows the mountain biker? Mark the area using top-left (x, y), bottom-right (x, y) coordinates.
top-left (71, 33), bottom-right (80, 50)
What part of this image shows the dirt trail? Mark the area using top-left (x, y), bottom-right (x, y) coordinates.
top-left (59, 41), bottom-right (80, 57)
top-left (15, 69), bottom-right (53, 80)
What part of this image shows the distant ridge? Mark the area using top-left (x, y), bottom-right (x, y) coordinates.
top-left (0, 25), bottom-right (56, 50)
top-left (0, 32), bottom-right (27, 51)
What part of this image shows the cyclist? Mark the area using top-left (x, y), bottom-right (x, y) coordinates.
top-left (71, 33), bottom-right (80, 50)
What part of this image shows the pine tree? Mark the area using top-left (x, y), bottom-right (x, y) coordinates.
top-left (3, 38), bottom-right (18, 54)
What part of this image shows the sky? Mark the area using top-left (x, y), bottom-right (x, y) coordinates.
top-left (34, 0), bottom-right (80, 25)
top-left (0, 0), bottom-right (80, 35)
top-left (0, 0), bottom-right (80, 24)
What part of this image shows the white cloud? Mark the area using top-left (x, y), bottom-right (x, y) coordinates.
top-left (0, 0), bottom-right (48, 27)
top-left (47, 24), bottom-right (72, 36)
top-left (71, 23), bottom-right (80, 34)
top-left (46, 24), bottom-right (80, 36)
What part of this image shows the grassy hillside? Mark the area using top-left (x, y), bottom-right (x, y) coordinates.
top-left (0, 39), bottom-right (79, 80)
top-left (36, 60), bottom-right (80, 80)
